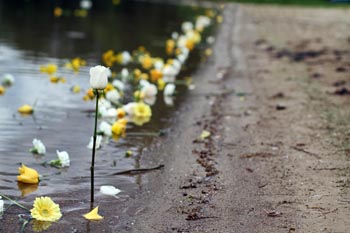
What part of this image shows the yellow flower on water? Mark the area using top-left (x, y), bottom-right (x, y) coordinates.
top-left (18, 105), bottom-right (34, 114)
top-left (111, 119), bottom-right (127, 137)
top-left (116, 108), bottom-right (126, 119)
top-left (40, 64), bottom-right (57, 75)
top-left (17, 164), bottom-right (39, 184)
top-left (205, 9), bottom-right (215, 18)
top-left (53, 7), bottom-right (63, 18)
top-left (0, 86), bottom-right (5, 95)
top-left (133, 102), bottom-right (152, 118)
top-left (71, 57), bottom-right (86, 72)
top-left (31, 220), bottom-right (52, 232)
top-left (31, 197), bottom-right (62, 222)
top-left (150, 69), bottom-right (162, 82)
top-left (83, 206), bottom-right (104, 220)
top-left (71, 85), bottom-right (81, 93)
top-left (102, 50), bottom-right (117, 67)
top-left (133, 69), bottom-right (141, 79)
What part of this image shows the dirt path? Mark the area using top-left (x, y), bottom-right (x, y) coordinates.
top-left (114, 4), bottom-right (350, 233)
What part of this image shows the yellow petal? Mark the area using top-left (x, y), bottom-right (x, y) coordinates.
top-left (18, 105), bottom-right (34, 114)
top-left (83, 206), bottom-right (104, 220)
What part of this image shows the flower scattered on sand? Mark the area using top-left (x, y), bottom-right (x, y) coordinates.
top-left (17, 164), bottom-right (40, 184)
top-left (30, 196), bottom-right (62, 222)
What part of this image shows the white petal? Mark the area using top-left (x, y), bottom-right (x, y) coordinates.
top-left (100, 185), bottom-right (121, 196)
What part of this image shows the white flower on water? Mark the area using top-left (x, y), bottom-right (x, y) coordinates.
top-left (56, 150), bottom-right (70, 167)
top-left (164, 83), bottom-right (176, 96)
top-left (106, 90), bottom-right (121, 105)
top-left (87, 135), bottom-right (102, 150)
top-left (112, 79), bottom-right (125, 91)
top-left (31, 138), bottom-right (46, 155)
top-left (90, 65), bottom-right (109, 89)
top-left (100, 186), bottom-right (121, 197)
top-left (0, 196), bottom-right (4, 214)
top-left (99, 121), bottom-right (112, 136)
top-left (206, 36), bottom-right (215, 45)
top-left (2, 74), bottom-right (15, 86)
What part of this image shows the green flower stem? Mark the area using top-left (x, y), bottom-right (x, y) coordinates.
top-left (0, 192), bottom-right (29, 211)
top-left (90, 90), bottom-right (99, 203)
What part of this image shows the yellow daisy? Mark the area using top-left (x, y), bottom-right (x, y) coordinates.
top-left (30, 197), bottom-right (62, 222)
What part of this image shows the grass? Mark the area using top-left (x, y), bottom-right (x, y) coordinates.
top-left (215, 0), bottom-right (350, 7)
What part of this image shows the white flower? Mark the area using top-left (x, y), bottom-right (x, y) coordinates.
top-left (112, 79), bottom-right (124, 91)
top-left (87, 135), bottom-right (102, 150)
top-left (56, 150), bottom-right (70, 167)
top-left (100, 186), bottom-right (121, 197)
top-left (32, 138), bottom-right (46, 155)
top-left (99, 121), bottom-right (112, 136)
top-left (162, 65), bottom-right (176, 83)
top-left (195, 16), bottom-right (211, 31)
top-left (154, 60), bottom-right (164, 71)
top-left (121, 51), bottom-right (132, 65)
top-left (182, 21), bottom-right (193, 33)
top-left (2, 74), bottom-right (15, 86)
top-left (164, 96), bottom-right (174, 106)
top-left (123, 102), bottom-right (136, 116)
top-left (121, 68), bottom-right (129, 82)
top-left (80, 0), bottom-right (92, 10)
top-left (206, 36), bottom-right (215, 44)
top-left (171, 32), bottom-right (179, 40)
top-left (89, 65), bottom-right (110, 89)
top-left (98, 98), bottom-right (112, 109)
top-left (106, 90), bottom-right (121, 105)
top-left (141, 83), bottom-right (157, 106)
top-left (164, 83), bottom-right (176, 96)
top-left (172, 59), bottom-right (182, 75)
top-left (0, 196), bottom-right (4, 214)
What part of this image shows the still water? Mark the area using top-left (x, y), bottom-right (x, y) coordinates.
top-left (0, 0), bottom-right (211, 232)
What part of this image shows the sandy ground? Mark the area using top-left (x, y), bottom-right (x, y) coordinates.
top-left (110, 4), bottom-right (350, 233)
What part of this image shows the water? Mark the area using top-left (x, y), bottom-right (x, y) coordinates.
top-left (0, 1), bottom-right (212, 232)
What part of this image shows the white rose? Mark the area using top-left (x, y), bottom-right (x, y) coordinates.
top-left (89, 65), bottom-right (109, 89)
top-left (32, 138), bottom-right (46, 154)
top-left (56, 150), bottom-right (70, 167)
top-left (164, 83), bottom-right (176, 96)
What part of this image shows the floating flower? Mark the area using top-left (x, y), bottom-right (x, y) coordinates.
top-left (123, 102), bottom-right (137, 116)
top-left (18, 104), bottom-right (34, 114)
top-left (182, 21), bottom-right (193, 33)
top-left (132, 115), bottom-right (151, 126)
top-left (99, 106), bottom-right (117, 118)
top-left (30, 138), bottom-right (46, 155)
top-left (57, 150), bottom-right (70, 167)
top-left (80, 0), bottom-right (92, 10)
top-left (166, 39), bottom-right (176, 55)
top-left (133, 102), bottom-right (152, 118)
top-left (121, 68), bottom-right (129, 82)
top-left (140, 55), bottom-right (153, 70)
top-left (49, 76), bottom-right (66, 83)
top-left (99, 121), bottom-right (112, 136)
top-left (17, 164), bottom-right (40, 184)
top-left (100, 186), bottom-right (121, 197)
top-left (31, 220), bottom-right (52, 232)
top-left (140, 80), bottom-right (158, 106)
top-left (83, 206), bottom-right (103, 220)
top-left (150, 69), bottom-right (162, 82)
top-left (102, 50), bottom-right (117, 67)
top-left (0, 196), bottom-right (4, 214)
top-left (30, 197), bottom-right (62, 222)
top-left (40, 64), bottom-right (57, 75)
top-left (87, 135), bottom-right (102, 150)
top-left (53, 7), bottom-right (63, 17)
top-left (164, 83), bottom-right (176, 96)
top-left (71, 85), bottom-right (81, 93)
top-left (2, 74), bottom-right (15, 86)
top-left (90, 65), bottom-right (109, 90)
top-left (111, 119), bottom-right (127, 137)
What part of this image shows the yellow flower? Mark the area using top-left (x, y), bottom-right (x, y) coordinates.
top-left (111, 119), bottom-right (127, 137)
top-left (18, 105), bottom-right (34, 114)
top-left (53, 7), bottom-right (63, 18)
top-left (31, 220), bottom-right (52, 232)
top-left (217, 15), bottom-right (223, 23)
top-left (102, 50), bottom-right (117, 67)
top-left (133, 102), bottom-right (152, 118)
top-left (71, 57), bottom-right (86, 72)
top-left (157, 79), bottom-right (165, 91)
top-left (83, 206), bottom-right (103, 220)
top-left (0, 86), bottom-right (5, 95)
top-left (46, 64), bottom-right (57, 75)
top-left (31, 197), bottom-right (62, 222)
top-left (140, 55), bottom-right (153, 70)
top-left (166, 39), bottom-right (175, 55)
top-left (116, 108), bottom-right (126, 119)
top-left (132, 115), bottom-right (151, 126)
top-left (104, 83), bottom-right (115, 93)
top-left (150, 69), bottom-right (162, 82)
top-left (71, 85), bottom-right (81, 93)
top-left (87, 88), bottom-right (95, 98)
top-left (17, 164), bottom-right (40, 184)
top-left (205, 48), bottom-right (212, 57)
top-left (133, 69), bottom-right (141, 79)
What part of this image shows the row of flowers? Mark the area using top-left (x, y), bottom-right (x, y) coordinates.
top-left (0, 7), bottom-right (222, 232)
